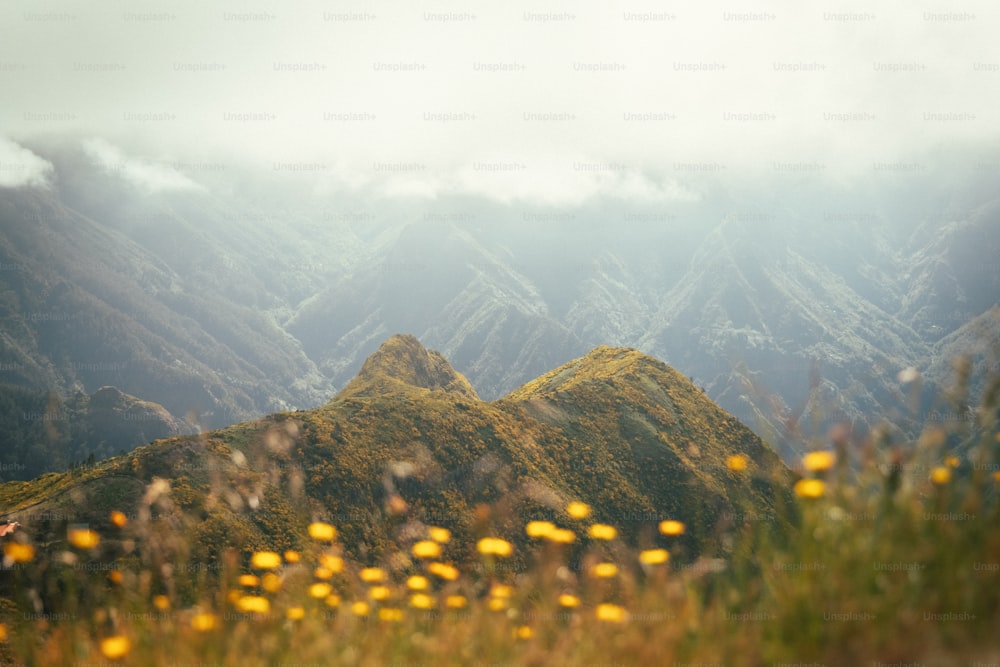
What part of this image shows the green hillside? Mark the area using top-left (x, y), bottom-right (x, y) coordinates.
top-left (0, 335), bottom-right (791, 586)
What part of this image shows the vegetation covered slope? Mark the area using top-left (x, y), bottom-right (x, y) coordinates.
top-left (0, 335), bottom-right (791, 581)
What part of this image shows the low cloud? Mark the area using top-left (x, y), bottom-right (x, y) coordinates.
top-left (82, 138), bottom-right (203, 194)
top-left (0, 138), bottom-right (54, 189)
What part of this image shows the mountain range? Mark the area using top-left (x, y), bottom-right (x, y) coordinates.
top-left (1, 140), bottom-right (998, 477)
top-left (0, 335), bottom-right (791, 583)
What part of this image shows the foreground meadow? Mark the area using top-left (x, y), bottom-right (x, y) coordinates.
top-left (2, 382), bottom-right (998, 666)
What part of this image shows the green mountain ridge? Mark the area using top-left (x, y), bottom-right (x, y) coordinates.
top-left (0, 335), bottom-right (791, 597)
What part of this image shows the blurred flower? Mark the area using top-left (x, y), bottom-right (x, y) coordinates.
top-left (639, 548), bottom-right (670, 565)
top-left (286, 606), bottom-right (305, 620)
top-left (190, 613), bottom-right (218, 632)
top-left (99, 636), bottom-right (130, 660)
top-left (566, 501), bottom-right (591, 519)
top-left (930, 467), bottom-right (951, 485)
top-left (558, 594), bottom-right (580, 608)
top-left (251, 551), bottom-right (282, 570)
top-left (491, 584), bottom-right (514, 598)
top-left (261, 573), bottom-right (282, 593)
top-left (308, 522), bottom-right (337, 541)
top-left (368, 586), bottom-right (391, 601)
top-left (152, 595), bottom-right (170, 611)
top-left (236, 596), bottom-right (270, 614)
top-left (477, 537), bottom-right (513, 557)
top-left (428, 526), bottom-right (451, 543)
top-left (546, 528), bottom-right (576, 544)
top-left (803, 451), bottom-right (835, 472)
top-left (0, 623), bottom-right (6, 642)
top-left (525, 520), bottom-right (556, 538)
top-left (591, 562), bottom-right (618, 578)
top-left (727, 454), bottom-right (748, 472)
top-left (67, 527), bottom-right (100, 550)
top-left (446, 595), bottom-right (468, 609)
top-left (359, 567), bottom-right (386, 583)
top-left (108, 570), bottom-right (123, 584)
top-left (238, 574), bottom-right (260, 587)
top-left (516, 625), bottom-right (533, 639)
top-left (412, 540), bottom-right (442, 559)
top-left (3, 542), bottom-right (35, 564)
top-left (944, 456), bottom-right (960, 468)
top-left (109, 511), bottom-right (128, 528)
top-left (406, 575), bottom-right (429, 591)
top-left (350, 601), bottom-right (370, 616)
top-left (794, 479), bottom-right (826, 499)
top-left (595, 603), bottom-right (627, 623)
top-left (658, 520), bottom-right (685, 536)
top-left (283, 550), bottom-right (301, 564)
top-left (308, 583), bottom-right (333, 599)
top-left (318, 554), bottom-right (344, 573)
top-left (488, 597), bottom-right (507, 611)
top-left (588, 524), bottom-right (617, 540)
top-left (428, 562), bottom-right (460, 581)
top-left (325, 594), bottom-right (341, 608)
top-left (379, 607), bottom-right (403, 621)
top-left (409, 593), bottom-right (434, 609)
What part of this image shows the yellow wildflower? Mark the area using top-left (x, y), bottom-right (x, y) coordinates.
top-left (359, 567), bottom-right (385, 583)
top-left (409, 593), bottom-right (435, 609)
top-left (368, 585), bottom-right (391, 601)
top-left (445, 595), bottom-right (467, 608)
top-left (591, 562), bottom-right (618, 578)
top-left (477, 537), bottom-right (513, 557)
top-left (930, 467), bottom-right (951, 485)
top-left (250, 551), bottom-right (282, 570)
top-left (659, 520), bottom-right (686, 536)
top-left (587, 524), bottom-right (617, 540)
top-left (558, 594), bottom-right (580, 608)
top-left (308, 583), bottom-right (333, 599)
top-left (525, 520), bottom-right (556, 538)
top-left (406, 575), bottom-right (429, 591)
top-left (235, 596), bottom-right (270, 614)
top-left (803, 451), bottom-right (836, 472)
top-left (238, 574), bottom-right (260, 588)
top-left (428, 562), bottom-right (460, 581)
top-left (190, 613), bottom-right (218, 632)
top-left (546, 528), bottom-right (576, 544)
top-left (639, 548), bottom-right (670, 565)
top-left (99, 636), bottom-right (130, 660)
top-left (727, 454), bottom-right (748, 472)
top-left (3, 542), bottom-right (35, 564)
top-left (595, 603), bottom-right (627, 623)
top-left (794, 478), bottom-right (826, 499)
top-left (379, 607), bottom-right (403, 621)
top-left (67, 527), bottom-right (100, 550)
top-left (412, 540), bottom-right (442, 559)
top-left (566, 501), bottom-right (591, 519)
top-left (428, 526), bottom-right (451, 543)
top-left (307, 522), bottom-right (337, 541)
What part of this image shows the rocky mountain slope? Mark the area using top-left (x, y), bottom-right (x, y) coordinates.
top-left (0, 336), bottom-right (791, 577)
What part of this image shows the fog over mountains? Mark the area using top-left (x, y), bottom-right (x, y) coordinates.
top-left (1, 138), bottom-right (997, 475)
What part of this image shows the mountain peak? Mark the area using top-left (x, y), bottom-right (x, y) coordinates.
top-left (336, 334), bottom-right (479, 401)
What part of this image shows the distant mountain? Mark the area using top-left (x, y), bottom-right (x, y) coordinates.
top-left (0, 384), bottom-right (187, 481)
top-left (3, 140), bottom-right (997, 470)
top-left (0, 336), bottom-right (791, 577)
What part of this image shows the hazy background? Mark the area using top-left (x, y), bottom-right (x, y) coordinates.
top-left (2, 0), bottom-right (997, 199)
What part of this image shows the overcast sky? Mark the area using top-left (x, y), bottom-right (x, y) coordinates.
top-left (1, 0), bottom-right (997, 203)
